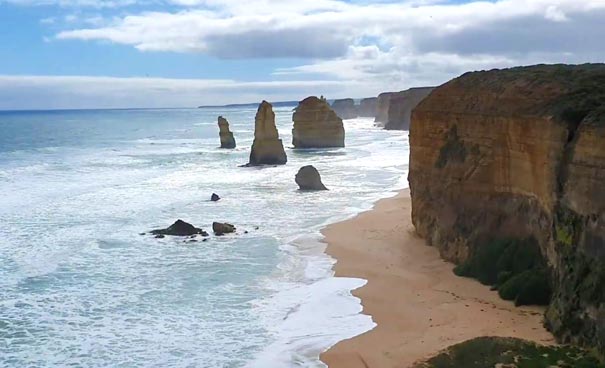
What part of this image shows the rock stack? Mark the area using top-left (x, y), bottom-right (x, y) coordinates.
top-left (218, 116), bottom-right (236, 149)
top-left (248, 101), bottom-right (287, 165)
top-left (292, 96), bottom-right (345, 148)
top-left (295, 165), bottom-right (328, 190)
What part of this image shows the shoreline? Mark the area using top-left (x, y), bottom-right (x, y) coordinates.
top-left (319, 189), bottom-right (554, 368)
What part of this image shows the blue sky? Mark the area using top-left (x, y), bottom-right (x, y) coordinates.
top-left (0, 0), bottom-right (603, 109)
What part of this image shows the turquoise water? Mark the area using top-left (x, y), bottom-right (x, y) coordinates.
top-left (0, 106), bottom-right (409, 367)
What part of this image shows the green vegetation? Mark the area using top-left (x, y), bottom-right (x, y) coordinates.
top-left (453, 238), bottom-right (551, 306)
top-left (414, 337), bottom-right (605, 368)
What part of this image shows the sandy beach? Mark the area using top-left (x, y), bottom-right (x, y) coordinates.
top-left (320, 189), bottom-right (554, 368)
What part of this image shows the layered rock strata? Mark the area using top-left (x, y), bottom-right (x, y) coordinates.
top-left (292, 96), bottom-right (345, 148)
top-left (248, 101), bottom-right (287, 165)
top-left (409, 64), bottom-right (605, 354)
top-left (218, 116), bottom-right (236, 149)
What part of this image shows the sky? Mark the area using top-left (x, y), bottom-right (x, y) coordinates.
top-left (0, 0), bottom-right (604, 109)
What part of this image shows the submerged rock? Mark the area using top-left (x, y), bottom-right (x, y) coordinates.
top-left (151, 219), bottom-right (209, 237)
top-left (295, 165), bottom-right (328, 190)
top-left (211, 193), bottom-right (220, 202)
top-left (213, 222), bottom-right (236, 236)
top-left (218, 116), bottom-right (236, 149)
top-left (248, 101), bottom-right (287, 165)
top-left (292, 96), bottom-right (345, 148)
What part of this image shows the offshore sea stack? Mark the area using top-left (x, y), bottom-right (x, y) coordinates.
top-left (248, 101), bottom-right (287, 165)
top-left (292, 96), bottom-right (345, 148)
top-left (331, 98), bottom-right (358, 119)
top-left (408, 64), bottom-right (605, 354)
top-left (218, 116), bottom-right (236, 149)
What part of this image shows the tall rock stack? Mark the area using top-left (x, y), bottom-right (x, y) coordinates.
top-left (408, 64), bottom-right (605, 355)
top-left (331, 98), bottom-right (358, 120)
top-left (292, 96), bottom-right (345, 148)
top-left (218, 116), bottom-right (236, 149)
top-left (248, 101), bottom-right (287, 165)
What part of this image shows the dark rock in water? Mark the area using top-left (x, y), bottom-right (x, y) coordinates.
top-left (155, 234), bottom-right (165, 239)
top-left (244, 230), bottom-right (249, 234)
top-left (151, 219), bottom-right (208, 237)
top-left (139, 232), bottom-right (146, 236)
top-left (211, 193), bottom-right (221, 202)
top-left (213, 222), bottom-right (236, 236)
top-left (295, 165), bottom-right (328, 191)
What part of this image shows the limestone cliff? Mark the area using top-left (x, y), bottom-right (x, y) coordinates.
top-left (331, 98), bottom-right (358, 120)
top-left (248, 101), bottom-right (287, 165)
top-left (409, 64), bottom-right (605, 354)
top-left (374, 92), bottom-right (394, 124)
top-left (292, 96), bottom-right (345, 148)
top-left (358, 97), bottom-right (377, 117)
top-left (384, 87), bottom-right (434, 130)
top-left (218, 116), bottom-right (236, 149)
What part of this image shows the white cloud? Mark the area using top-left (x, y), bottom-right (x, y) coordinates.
top-left (6, 0), bottom-right (605, 108)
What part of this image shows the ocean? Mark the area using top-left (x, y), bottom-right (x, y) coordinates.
top-left (0, 106), bottom-right (409, 367)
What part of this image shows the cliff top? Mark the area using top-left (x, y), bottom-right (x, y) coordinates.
top-left (417, 64), bottom-right (605, 126)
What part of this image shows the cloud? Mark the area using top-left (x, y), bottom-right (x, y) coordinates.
top-left (7, 0), bottom-right (605, 108)
top-left (0, 75), bottom-right (364, 110)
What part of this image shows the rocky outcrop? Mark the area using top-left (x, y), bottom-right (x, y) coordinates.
top-left (151, 220), bottom-right (209, 237)
top-left (409, 64), bottom-right (605, 354)
top-left (384, 87), bottom-right (434, 130)
top-left (358, 97), bottom-right (378, 117)
top-left (212, 222), bottom-right (235, 236)
top-left (331, 98), bottom-right (358, 120)
top-left (248, 101), bottom-right (287, 165)
top-left (295, 165), bottom-right (328, 190)
top-left (218, 116), bottom-right (236, 149)
top-left (292, 96), bottom-right (345, 148)
top-left (374, 92), bottom-right (394, 124)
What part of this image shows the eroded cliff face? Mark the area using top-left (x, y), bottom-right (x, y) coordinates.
top-left (331, 98), bottom-right (357, 120)
top-left (359, 97), bottom-right (377, 117)
top-left (292, 96), bottom-right (345, 148)
top-left (385, 87), bottom-right (435, 130)
top-left (375, 92), bottom-right (394, 124)
top-left (249, 101), bottom-right (287, 165)
top-left (409, 64), bottom-right (605, 354)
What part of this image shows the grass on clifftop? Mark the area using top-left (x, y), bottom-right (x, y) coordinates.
top-left (454, 238), bottom-right (552, 306)
top-left (414, 337), bottom-right (605, 368)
